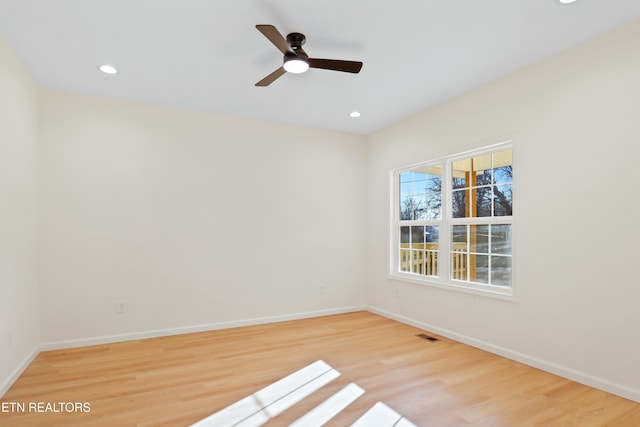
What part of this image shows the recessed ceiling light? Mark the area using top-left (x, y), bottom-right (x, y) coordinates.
top-left (98, 64), bottom-right (118, 75)
top-left (349, 111), bottom-right (361, 118)
top-left (558, 0), bottom-right (578, 4)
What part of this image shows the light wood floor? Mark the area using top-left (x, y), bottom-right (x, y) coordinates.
top-left (2, 311), bottom-right (639, 426)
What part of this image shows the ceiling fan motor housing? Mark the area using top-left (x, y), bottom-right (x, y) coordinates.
top-left (283, 33), bottom-right (309, 72)
top-left (286, 32), bottom-right (306, 49)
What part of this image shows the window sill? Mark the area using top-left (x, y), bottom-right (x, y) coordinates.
top-left (389, 272), bottom-right (518, 302)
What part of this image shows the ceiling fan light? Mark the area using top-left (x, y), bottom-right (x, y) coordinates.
top-left (283, 58), bottom-right (309, 74)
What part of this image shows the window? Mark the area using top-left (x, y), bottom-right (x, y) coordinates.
top-left (390, 141), bottom-right (514, 299)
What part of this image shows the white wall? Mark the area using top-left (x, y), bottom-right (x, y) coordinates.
top-left (365, 21), bottom-right (640, 399)
top-left (38, 90), bottom-right (366, 344)
top-left (0, 38), bottom-right (40, 394)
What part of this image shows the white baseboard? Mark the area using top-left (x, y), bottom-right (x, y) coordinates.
top-left (3, 306), bottom-right (365, 396)
top-left (10, 305), bottom-right (637, 404)
top-left (0, 346), bottom-right (40, 398)
top-left (40, 305), bottom-right (366, 351)
top-left (366, 305), bottom-right (640, 403)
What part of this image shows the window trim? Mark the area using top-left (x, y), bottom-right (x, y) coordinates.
top-left (389, 138), bottom-right (517, 302)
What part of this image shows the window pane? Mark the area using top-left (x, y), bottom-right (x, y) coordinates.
top-left (452, 159), bottom-right (469, 189)
top-left (475, 169), bottom-right (492, 186)
top-left (452, 189), bottom-right (468, 218)
top-left (400, 226), bottom-right (410, 272)
top-left (425, 166), bottom-right (442, 219)
top-left (411, 250), bottom-right (421, 273)
top-left (491, 256), bottom-right (512, 286)
top-left (452, 177), bottom-right (466, 190)
top-left (400, 250), bottom-right (410, 272)
top-left (400, 226), bottom-right (410, 245)
top-left (473, 154), bottom-right (492, 188)
top-left (426, 193), bottom-right (441, 219)
top-left (412, 179), bottom-right (427, 194)
top-left (452, 226), bottom-right (468, 279)
top-left (426, 167), bottom-right (442, 190)
top-left (413, 194), bottom-right (427, 220)
top-left (493, 166), bottom-right (512, 184)
top-left (493, 150), bottom-right (513, 184)
top-left (423, 250), bottom-right (439, 276)
top-left (472, 153), bottom-right (491, 176)
top-left (400, 197), bottom-right (414, 220)
top-left (401, 196), bottom-right (426, 220)
top-left (425, 226), bottom-right (439, 244)
top-left (493, 184), bottom-right (512, 216)
top-left (452, 225), bottom-right (467, 246)
top-left (470, 225), bottom-right (489, 254)
top-left (451, 252), bottom-right (467, 281)
top-left (400, 181), bottom-right (412, 199)
top-left (411, 226), bottom-right (426, 249)
top-left (473, 255), bottom-right (489, 284)
top-left (475, 187), bottom-right (492, 217)
top-left (491, 225), bottom-right (511, 255)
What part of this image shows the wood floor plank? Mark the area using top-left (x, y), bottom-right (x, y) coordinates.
top-left (1, 311), bottom-right (638, 426)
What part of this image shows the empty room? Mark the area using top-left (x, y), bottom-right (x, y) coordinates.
top-left (1, 1), bottom-right (639, 426)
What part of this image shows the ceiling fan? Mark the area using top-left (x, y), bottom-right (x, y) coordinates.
top-left (255, 24), bottom-right (363, 86)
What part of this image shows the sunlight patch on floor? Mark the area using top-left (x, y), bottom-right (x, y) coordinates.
top-left (191, 360), bottom-right (417, 427)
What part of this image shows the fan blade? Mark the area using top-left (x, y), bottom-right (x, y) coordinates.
top-left (256, 24), bottom-right (290, 55)
top-left (255, 67), bottom-right (286, 87)
top-left (308, 58), bottom-right (363, 73)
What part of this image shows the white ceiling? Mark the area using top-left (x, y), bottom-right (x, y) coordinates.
top-left (1, 0), bottom-right (639, 135)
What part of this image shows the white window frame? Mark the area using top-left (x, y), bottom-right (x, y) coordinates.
top-left (389, 138), bottom-right (516, 301)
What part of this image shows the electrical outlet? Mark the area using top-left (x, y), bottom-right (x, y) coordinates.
top-left (394, 287), bottom-right (400, 298)
top-left (116, 300), bottom-right (128, 313)
top-left (319, 284), bottom-right (327, 295)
